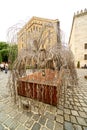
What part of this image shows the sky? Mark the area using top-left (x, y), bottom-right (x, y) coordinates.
top-left (0, 0), bottom-right (87, 43)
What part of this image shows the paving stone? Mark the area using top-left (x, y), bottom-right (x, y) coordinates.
top-left (46, 105), bottom-right (57, 114)
top-left (9, 110), bottom-right (18, 118)
top-left (66, 101), bottom-right (70, 104)
top-left (0, 103), bottom-right (5, 111)
top-left (56, 115), bottom-right (64, 123)
top-left (12, 104), bottom-right (18, 110)
top-left (0, 112), bottom-right (8, 122)
top-left (78, 111), bottom-right (87, 118)
top-left (70, 101), bottom-right (74, 105)
top-left (81, 102), bottom-right (87, 107)
top-left (85, 119), bottom-right (87, 123)
top-left (45, 112), bottom-right (55, 120)
top-left (33, 114), bottom-right (40, 121)
top-left (80, 99), bottom-right (84, 103)
top-left (68, 104), bottom-right (73, 109)
top-left (25, 119), bottom-right (34, 128)
top-left (83, 127), bottom-right (87, 130)
top-left (64, 121), bottom-right (73, 130)
top-left (0, 124), bottom-right (5, 130)
top-left (39, 116), bottom-right (47, 125)
top-left (83, 107), bottom-right (87, 112)
top-left (9, 120), bottom-right (20, 130)
top-left (54, 122), bottom-right (63, 130)
top-left (76, 117), bottom-right (87, 126)
top-left (64, 109), bottom-right (71, 114)
top-left (31, 122), bottom-right (41, 130)
top-left (14, 113), bottom-right (22, 121)
top-left (74, 98), bottom-right (79, 102)
top-left (78, 106), bottom-right (84, 111)
top-left (58, 105), bottom-right (63, 110)
top-left (41, 127), bottom-right (49, 130)
top-left (46, 119), bottom-right (54, 130)
top-left (73, 106), bottom-right (79, 111)
top-left (57, 109), bottom-right (63, 115)
top-left (18, 114), bottom-right (28, 124)
top-left (4, 107), bottom-right (13, 114)
top-left (75, 102), bottom-right (81, 107)
top-left (64, 114), bottom-right (70, 121)
top-left (16, 125), bottom-right (28, 130)
top-left (73, 124), bottom-right (82, 130)
top-left (64, 104), bottom-right (69, 108)
top-left (70, 115), bottom-right (77, 124)
top-left (26, 111), bottom-right (33, 118)
top-left (71, 110), bottom-right (79, 116)
top-left (4, 117), bottom-right (14, 127)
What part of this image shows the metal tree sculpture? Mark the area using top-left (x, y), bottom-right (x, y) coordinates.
top-left (7, 21), bottom-right (78, 113)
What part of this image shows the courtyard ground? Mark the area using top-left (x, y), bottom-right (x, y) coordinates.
top-left (0, 69), bottom-right (87, 130)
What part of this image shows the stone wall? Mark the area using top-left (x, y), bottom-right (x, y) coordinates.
top-left (17, 16), bottom-right (60, 54)
top-left (69, 9), bottom-right (87, 67)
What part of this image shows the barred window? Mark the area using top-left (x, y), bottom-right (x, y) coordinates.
top-left (84, 54), bottom-right (87, 60)
top-left (84, 43), bottom-right (87, 49)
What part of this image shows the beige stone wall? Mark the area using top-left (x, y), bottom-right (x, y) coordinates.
top-left (69, 10), bottom-right (87, 67)
top-left (17, 17), bottom-right (60, 54)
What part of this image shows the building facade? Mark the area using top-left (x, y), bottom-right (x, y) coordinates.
top-left (17, 16), bottom-right (60, 54)
top-left (69, 9), bottom-right (87, 68)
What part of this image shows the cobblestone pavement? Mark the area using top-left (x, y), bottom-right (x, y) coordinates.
top-left (0, 69), bottom-right (87, 130)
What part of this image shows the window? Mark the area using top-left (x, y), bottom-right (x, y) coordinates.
top-left (84, 54), bottom-right (87, 60)
top-left (31, 28), bottom-right (32, 32)
top-left (22, 37), bottom-right (23, 42)
top-left (33, 26), bottom-right (35, 31)
top-left (84, 43), bottom-right (87, 49)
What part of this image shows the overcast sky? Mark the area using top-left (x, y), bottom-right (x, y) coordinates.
top-left (0, 0), bottom-right (87, 43)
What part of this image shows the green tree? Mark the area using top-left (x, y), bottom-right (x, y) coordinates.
top-left (0, 49), bottom-right (9, 62)
top-left (0, 42), bottom-right (18, 69)
top-left (0, 52), bottom-right (2, 62)
top-left (0, 42), bottom-right (9, 50)
top-left (0, 42), bottom-right (9, 63)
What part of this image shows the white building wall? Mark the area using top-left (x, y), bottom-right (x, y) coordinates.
top-left (69, 11), bottom-right (87, 67)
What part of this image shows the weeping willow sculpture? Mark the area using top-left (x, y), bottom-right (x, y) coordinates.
top-left (7, 21), bottom-right (78, 113)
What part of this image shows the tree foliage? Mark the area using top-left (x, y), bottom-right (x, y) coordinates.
top-left (0, 49), bottom-right (9, 62)
top-left (0, 42), bottom-right (9, 62)
top-left (0, 53), bottom-right (2, 62)
top-left (0, 42), bottom-right (9, 50)
top-left (0, 42), bottom-right (18, 63)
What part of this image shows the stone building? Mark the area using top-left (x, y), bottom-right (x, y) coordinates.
top-left (17, 16), bottom-right (60, 54)
top-left (69, 9), bottom-right (87, 68)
